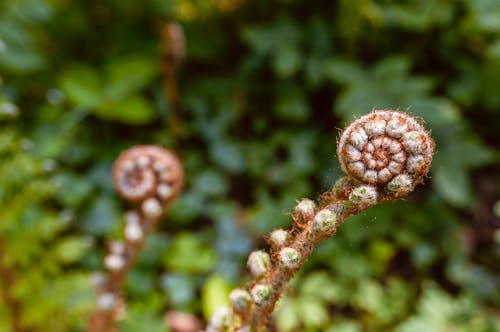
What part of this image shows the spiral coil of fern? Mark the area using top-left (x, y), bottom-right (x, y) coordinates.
top-left (337, 110), bottom-right (434, 199)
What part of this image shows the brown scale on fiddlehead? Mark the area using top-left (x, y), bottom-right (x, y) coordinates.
top-left (89, 145), bottom-right (183, 332)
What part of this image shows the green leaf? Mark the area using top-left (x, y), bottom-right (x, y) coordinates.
top-left (332, 56), bottom-right (435, 121)
top-left (104, 56), bottom-right (156, 99)
top-left (372, 55), bottom-right (412, 79)
top-left (0, 21), bottom-right (45, 73)
top-left (353, 279), bottom-right (384, 313)
top-left (395, 283), bottom-right (456, 332)
top-left (4, 0), bottom-right (53, 24)
top-left (59, 65), bottom-right (102, 108)
top-left (408, 98), bottom-right (462, 128)
top-left (119, 310), bottom-right (166, 332)
top-left (53, 172), bottom-right (94, 208)
top-left (161, 273), bottom-right (196, 307)
top-left (433, 161), bottom-right (472, 208)
top-left (210, 140), bottom-right (245, 172)
top-left (324, 58), bottom-right (365, 84)
top-left (465, 0), bottom-right (500, 32)
top-left (81, 194), bottom-right (121, 236)
top-left (432, 136), bottom-right (494, 207)
top-left (164, 233), bottom-right (216, 273)
top-left (97, 96), bottom-right (155, 124)
top-left (274, 87), bottom-right (309, 122)
top-left (249, 189), bottom-right (292, 233)
top-left (275, 298), bottom-right (301, 332)
top-left (272, 45), bottom-right (302, 77)
top-left (137, 234), bottom-right (170, 266)
top-left (382, 1), bottom-right (453, 32)
top-left (326, 320), bottom-right (362, 332)
top-left (242, 19), bottom-right (301, 54)
top-left (301, 272), bottom-right (336, 301)
top-left (167, 191), bottom-right (205, 224)
top-left (126, 269), bottom-right (154, 296)
top-left (54, 236), bottom-right (90, 264)
top-left (192, 169), bottom-right (229, 197)
top-left (201, 274), bottom-right (232, 320)
top-left (298, 297), bottom-right (328, 327)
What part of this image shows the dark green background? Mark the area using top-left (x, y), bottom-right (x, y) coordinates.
top-left (1, 0), bottom-right (499, 331)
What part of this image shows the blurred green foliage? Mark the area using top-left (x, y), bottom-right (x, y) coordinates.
top-left (1, 0), bottom-right (499, 331)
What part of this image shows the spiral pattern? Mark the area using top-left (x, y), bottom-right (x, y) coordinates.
top-left (337, 110), bottom-right (434, 195)
top-left (112, 145), bottom-right (183, 217)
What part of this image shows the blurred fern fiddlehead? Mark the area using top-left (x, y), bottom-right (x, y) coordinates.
top-left (206, 110), bottom-right (435, 331)
top-left (88, 145), bottom-right (183, 332)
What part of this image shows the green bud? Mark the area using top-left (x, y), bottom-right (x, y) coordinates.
top-left (278, 247), bottom-right (301, 269)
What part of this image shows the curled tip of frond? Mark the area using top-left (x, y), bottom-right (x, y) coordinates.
top-left (337, 110), bottom-right (434, 197)
top-left (113, 145), bottom-right (183, 218)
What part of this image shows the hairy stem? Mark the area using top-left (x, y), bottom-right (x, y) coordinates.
top-left (87, 214), bottom-right (156, 332)
top-left (247, 194), bottom-right (359, 329)
top-left (204, 110), bottom-right (435, 332)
